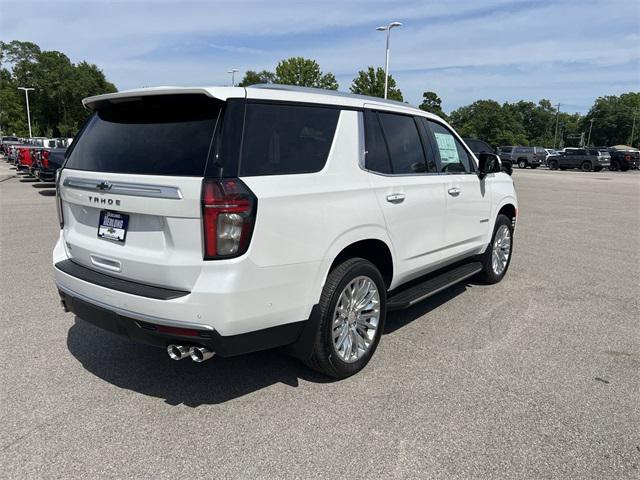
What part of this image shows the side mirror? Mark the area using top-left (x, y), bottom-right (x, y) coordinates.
top-left (478, 152), bottom-right (502, 179)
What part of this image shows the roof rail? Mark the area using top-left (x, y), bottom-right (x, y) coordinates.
top-left (247, 83), bottom-right (412, 108)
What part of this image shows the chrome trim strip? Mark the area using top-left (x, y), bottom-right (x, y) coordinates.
top-left (63, 177), bottom-right (183, 200)
top-left (56, 282), bottom-right (214, 331)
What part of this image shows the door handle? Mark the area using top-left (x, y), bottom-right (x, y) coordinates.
top-left (447, 187), bottom-right (461, 197)
top-left (386, 193), bottom-right (405, 204)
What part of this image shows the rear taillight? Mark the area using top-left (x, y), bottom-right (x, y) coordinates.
top-left (55, 169), bottom-right (64, 228)
top-left (201, 178), bottom-right (256, 259)
top-left (42, 150), bottom-right (50, 168)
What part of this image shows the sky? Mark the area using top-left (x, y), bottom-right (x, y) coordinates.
top-left (1, 0), bottom-right (638, 114)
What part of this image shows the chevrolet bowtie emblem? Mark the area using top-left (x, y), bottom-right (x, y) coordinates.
top-left (96, 181), bottom-right (112, 190)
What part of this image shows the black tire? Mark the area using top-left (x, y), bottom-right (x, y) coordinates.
top-left (476, 214), bottom-right (513, 284)
top-left (518, 160), bottom-right (527, 169)
top-left (609, 160), bottom-right (619, 171)
top-left (548, 160), bottom-right (558, 170)
top-left (305, 258), bottom-right (386, 378)
top-left (581, 161), bottom-right (593, 172)
top-left (531, 165), bottom-right (538, 169)
top-left (594, 166), bottom-right (603, 172)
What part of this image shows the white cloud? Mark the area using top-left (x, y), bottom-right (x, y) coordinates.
top-left (1, 0), bottom-right (638, 112)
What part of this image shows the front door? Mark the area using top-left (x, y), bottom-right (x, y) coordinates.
top-left (422, 119), bottom-right (491, 257)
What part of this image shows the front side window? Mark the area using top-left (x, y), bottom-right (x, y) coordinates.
top-left (426, 120), bottom-right (473, 173)
top-left (240, 103), bottom-right (339, 176)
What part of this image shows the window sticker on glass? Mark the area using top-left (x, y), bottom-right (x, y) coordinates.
top-left (434, 132), bottom-right (459, 164)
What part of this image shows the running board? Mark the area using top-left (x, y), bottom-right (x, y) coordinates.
top-left (387, 262), bottom-right (482, 311)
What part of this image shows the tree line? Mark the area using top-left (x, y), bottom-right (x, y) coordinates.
top-left (1, 42), bottom-right (637, 148)
top-left (0, 40), bottom-right (116, 137)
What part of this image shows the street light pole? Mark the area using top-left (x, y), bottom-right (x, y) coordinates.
top-left (553, 102), bottom-right (561, 149)
top-left (227, 69), bottom-right (239, 87)
top-left (376, 22), bottom-right (402, 99)
top-left (630, 110), bottom-right (638, 147)
top-left (586, 118), bottom-right (595, 147)
top-left (18, 87), bottom-right (34, 138)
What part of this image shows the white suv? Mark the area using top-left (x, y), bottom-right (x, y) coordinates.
top-left (53, 85), bottom-right (517, 378)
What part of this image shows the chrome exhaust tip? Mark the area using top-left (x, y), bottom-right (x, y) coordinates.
top-left (189, 346), bottom-right (215, 363)
top-left (167, 344), bottom-right (190, 361)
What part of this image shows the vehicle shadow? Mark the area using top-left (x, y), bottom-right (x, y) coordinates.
top-left (38, 189), bottom-right (56, 197)
top-left (67, 284), bottom-right (472, 406)
top-left (19, 177), bottom-right (39, 183)
top-left (66, 319), bottom-right (335, 407)
top-left (32, 182), bottom-right (56, 188)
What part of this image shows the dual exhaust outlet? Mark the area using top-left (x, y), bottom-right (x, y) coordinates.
top-left (167, 344), bottom-right (214, 363)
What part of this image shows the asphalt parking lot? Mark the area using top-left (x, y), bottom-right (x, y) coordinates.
top-left (1, 161), bottom-right (639, 479)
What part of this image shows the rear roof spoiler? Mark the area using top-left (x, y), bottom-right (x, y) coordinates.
top-left (82, 86), bottom-right (245, 111)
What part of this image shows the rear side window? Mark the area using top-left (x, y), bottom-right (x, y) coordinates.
top-left (65, 95), bottom-right (220, 176)
top-left (240, 103), bottom-right (339, 176)
top-left (377, 112), bottom-right (427, 174)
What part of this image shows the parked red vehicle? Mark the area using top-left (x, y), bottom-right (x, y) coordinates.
top-left (31, 138), bottom-right (68, 176)
top-left (16, 146), bottom-right (35, 171)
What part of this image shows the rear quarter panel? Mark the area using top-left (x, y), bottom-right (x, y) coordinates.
top-left (241, 110), bottom-right (391, 310)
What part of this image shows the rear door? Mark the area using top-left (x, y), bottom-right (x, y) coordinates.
top-left (423, 119), bottom-right (491, 256)
top-left (59, 94), bottom-right (223, 291)
top-left (363, 109), bottom-right (446, 280)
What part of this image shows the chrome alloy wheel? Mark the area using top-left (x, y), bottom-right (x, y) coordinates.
top-left (492, 224), bottom-right (512, 276)
top-left (332, 276), bottom-right (380, 363)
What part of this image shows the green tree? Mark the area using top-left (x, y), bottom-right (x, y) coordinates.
top-left (449, 100), bottom-right (527, 147)
top-left (238, 69), bottom-right (275, 87)
top-left (0, 41), bottom-right (116, 137)
top-left (349, 67), bottom-right (403, 101)
top-left (419, 91), bottom-right (446, 119)
top-left (0, 40), bottom-right (41, 67)
top-left (274, 57), bottom-right (338, 89)
top-left (0, 68), bottom-right (27, 135)
top-left (503, 99), bottom-right (556, 146)
top-left (582, 92), bottom-right (640, 147)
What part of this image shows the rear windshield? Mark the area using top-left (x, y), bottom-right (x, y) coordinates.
top-left (2, 136), bottom-right (18, 142)
top-left (65, 95), bottom-right (220, 176)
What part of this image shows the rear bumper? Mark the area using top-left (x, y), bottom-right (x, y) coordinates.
top-left (53, 231), bottom-right (321, 337)
top-left (58, 286), bottom-right (311, 357)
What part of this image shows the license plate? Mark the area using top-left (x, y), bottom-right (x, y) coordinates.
top-left (98, 210), bottom-right (129, 243)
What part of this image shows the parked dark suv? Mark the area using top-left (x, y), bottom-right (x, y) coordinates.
top-left (603, 147), bottom-right (640, 171)
top-left (498, 146), bottom-right (545, 169)
top-left (547, 148), bottom-right (611, 172)
top-left (464, 138), bottom-right (512, 174)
